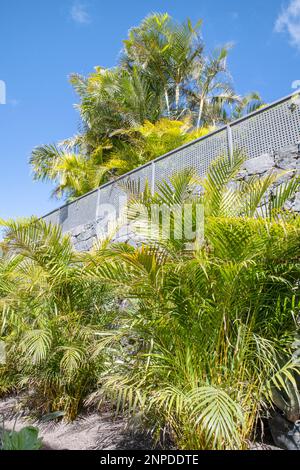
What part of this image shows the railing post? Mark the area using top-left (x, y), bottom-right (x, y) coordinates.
top-left (227, 124), bottom-right (233, 162)
top-left (95, 187), bottom-right (101, 221)
top-left (94, 187), bottom-right (102, 240)
top-left (151, 161), bottom-right (155, 195)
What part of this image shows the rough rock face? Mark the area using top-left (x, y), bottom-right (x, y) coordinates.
top-left (244, 153), bottom-right (275, 175)
top-left (236, 144), bottom-right (300, 213)
top-left (69, 144), bottom-right (300, 252)
top-left (70, 221), bottom-right (98, 252)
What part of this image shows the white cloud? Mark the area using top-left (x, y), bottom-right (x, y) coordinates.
top-left (275, 0), bottom-right (300, 48)
top-left (70, 2), bottom-right (91, 25)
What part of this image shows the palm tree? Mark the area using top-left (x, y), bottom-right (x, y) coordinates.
top-left (1, 154), bottom-right (299, 445)
top-left (0, 218), bottom-right (116, 419)
top-left (122, 13), bottom-right (203, 119)
top-left (229, 92), bottom-right (265, 120)
top-left (70, 65), bottom-right (163, 138)
top-left (85, 154), bottom-right (300, 449)
top-left (30, 13), bottom-right (264, 201)
top-left (186, 47), bottom-right (253, 128)
top-left (30, 119), bottom-right (212, 199)
top-left (104, 118), bottom-right (212, 175)
top-left (30, 143), bottom-right (110, 200)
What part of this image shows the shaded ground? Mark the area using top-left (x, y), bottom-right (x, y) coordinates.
top-left (0, 396), bottom-right (156, 450)
top-left (0, 395), bottom-right (282, 451)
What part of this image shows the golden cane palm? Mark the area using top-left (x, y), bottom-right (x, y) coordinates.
top-left (105, 119), bottom-right (212, 175)
top-left (1, 152), bottom-right (299, 447)
top-left (30, 13), bottom-right (264, 201)
top-left (86, 153), bottom-right (300, 449)
top-left (30, 144), bottom-right (111, 200)
top-left (30, 119), bottom-right (212, 199)
top-left (70, 65), bottom-right (163, 137)
top-left (0, 219), bottom-right (116, 419)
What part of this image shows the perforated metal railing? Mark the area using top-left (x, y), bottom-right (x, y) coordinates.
top-left (43, 92), bottom-right (300, 234)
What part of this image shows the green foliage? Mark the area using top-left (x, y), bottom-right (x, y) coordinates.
top-left (1, 153), bottom-right (300, 448)
top-left (271, 330), bottom-right (300, 422)
top-left (30, 119), bottom-right (212, 199)
top-left (105, 119), bottom-right (212, 175)
top-left (30, 143), bottom-right (111, 200)
top-left (84, 154), bottom-right (300, 449)
top-left (70, 66), bottom-right (163, 136)
top-left (0, 219), bottom-right (118, 420)
top-left (86, 223), bottom-right (300, 448)
top-left (1, 425), bottom-right (42, 451)
top-left (30, 12), bottom-right (263, 200)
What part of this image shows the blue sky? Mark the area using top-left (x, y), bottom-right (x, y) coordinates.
top-left (1, 0), bottom-right (300, 219)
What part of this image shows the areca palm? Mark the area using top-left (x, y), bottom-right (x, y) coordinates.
top-left (200, 152), bottom-right (300, 219)
top-left (121, 151), bottom-right (299, 250)
top-left (105, 119), bottom-right (212, 175)
top-left (186, 47), bottom-right (259, 128)
top-left (30, 119), bottom-right (212, 199)
top-left (30, 13), bottom-right (264, 201)
top-left (186, 43), bottom-right (264, 127)
top-left (229, 92), bottom-right (265, 120)
top-left (85, 154), bottom-right (300, 449)
top-left (0, 219), bottom-right (116, 419)
top-left (70, 66), bottom-right (163, 138)
top-left (1, 154), bottom-right (300, 446)
top-left (85, 221), bottom-right (300, 447)
top-left (30, 143), bottom-right (110, 200)
top-left (122, 13), bottom-right (203, 118)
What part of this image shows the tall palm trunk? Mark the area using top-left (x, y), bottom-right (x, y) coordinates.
top-left (196, 97), bottom-right (204, 130)
top-left (175, 83), bottom-right (180, 115)
top-left (164, 88), bottom-right (171, 117)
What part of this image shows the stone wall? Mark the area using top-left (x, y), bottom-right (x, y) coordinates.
top-left (69, 144), bottom-right (300, 252)
top-left (237, 144), bottom-right (300, 213)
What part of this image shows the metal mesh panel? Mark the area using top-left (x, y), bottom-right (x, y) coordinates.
top-left (97, 165), bottom-right (153, 218)
top-left (231, 98), bottom-right (300, 159)
top-left (97, 183), bottom-right (126, 220)
top-left (125, 164), bottom-right (152, 190)
top-left (43, 210), bottom-right (60, 226)
top-left (42, 94), bottom-right (300, 239)
top-left (154, 129), bottom-right (228, 188)
top-left (59, 190), bottom-right (98, 233)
